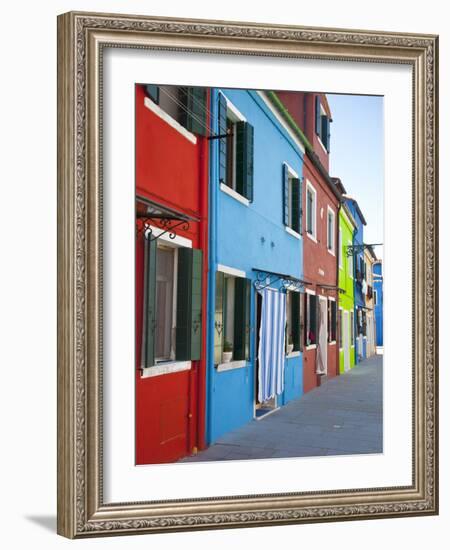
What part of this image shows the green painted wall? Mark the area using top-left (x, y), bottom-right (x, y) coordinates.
top-left (338, 208), bottom-right (356, 373)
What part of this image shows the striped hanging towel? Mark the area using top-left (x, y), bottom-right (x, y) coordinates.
top-left (257, 288), bottom-right (286, 403)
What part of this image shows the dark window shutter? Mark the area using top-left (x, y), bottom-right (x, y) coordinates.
top-left (176, 248), bottom-right (203, 361)
top-left (181, 87), bottom-right (207, 136)
top-left (236, 121), bottom-right (254, 201)
top-left (234, 277), bottom-right (251, 361)
top-left (326, 117), bottom-right (331, 152)
top-left (142, 237), bottom-right (157, 368)
top-left (145, 84), bottom-right (159, 104)
top-left (282, 164), bottom-right (289, 226)
top-left (291, 178), bottom-right (301, 233)
top-left (299, 177), bottom-right (303, 234)
top-left (299, 292), bottom-right (305, 352)
top-left (291, 291), bottom-right (301, 351)
top-left (214, 271), bottom-right (224, 364)
top-left (331, 301), bottom-right (337, 341)
top-left (315, 96), bottom-right (321, 135)
top-left (321, 114), bottom-right (328, 147)
top-left (218, 94), bottom-right (227, 185)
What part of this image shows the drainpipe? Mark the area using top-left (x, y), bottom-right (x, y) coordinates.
top-left (197, 89), bottom-right (210, 452)
top-left (336, 201), bottom-right (342, 374)
top-left (205, 89), bottom-right (218, 446)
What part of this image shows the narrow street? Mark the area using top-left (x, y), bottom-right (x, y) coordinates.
top-left (181, 354), bottom-right (382, 462)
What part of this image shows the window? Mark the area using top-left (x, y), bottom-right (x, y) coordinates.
top-left (339, 227), bottom-right (343, 269)
top-left (305, 293), bottom-right (317, 346)
top-left (350, 311), bottom-right (355, 345)
top-left (282, 164), bottom-right (302, 234)
top-left (144, 84), bottom-right (208, 136)
top-left (214, 271), bottom-right (251, 364)
top-left (327, 207), bottom-right (335, 254)
top-left (374, 289), bottom-right (378, 305)
top-left (141, 239), bottom-right (203, 369)
top-left (285, 291), bottom-right (303, 354)
top-left (218, 94), bottom-right (254, 201)
top-left (348, 241), bottom-right (354, 278)
top-left (306, 182), bottom-right (317, 239)
top-left (328, 299), bottom-right (337, 343)
top-left (315, 95), bottom-right (331, 152)
top-left (338, 309), bottom-right (343, 349)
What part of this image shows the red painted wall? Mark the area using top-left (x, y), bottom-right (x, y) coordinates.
top-left (276, 91), bottom-right (331, 172)
top-left (135, 85), bottom-right (208, 464)
top-left (277, 91), bottom-right (339, 393)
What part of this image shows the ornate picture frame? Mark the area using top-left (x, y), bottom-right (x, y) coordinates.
top-left (57, 11), bottom-right (438, 538)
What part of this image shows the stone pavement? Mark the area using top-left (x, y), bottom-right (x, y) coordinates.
top-left (180, 354), bottom-right (383, 463)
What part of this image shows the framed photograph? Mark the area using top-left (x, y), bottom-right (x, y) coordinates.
top-left (57, 11), bottom-right (439, 538)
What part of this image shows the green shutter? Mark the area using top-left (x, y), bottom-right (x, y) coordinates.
top-left (299, 292), bottom-right (305, 352)
top-left (234, 277), bottom-right (251, 361)
top-left (176, 248), bottom-right (203, 361)
top-left (218, 93), bottom-right (227, 185)
top-left (291, 291), bottom-right (301, 351)
top-left (236, 121), bottom-right (254, 201)
top-left (145, 84), bottom-right (159, 104)
top-left (291, 178), bottom-right (301, 233)
top-left (245, 279), bottom-right (251, 360)
top-left (143, 237), bottom-right (157, 368)
top-left (181, 87), bottom-right (207, 136)
top-left (214, 271), bottom-right (225, 364)
top-left (299, 177), bottom-right (303, 234)
top-left (282, 163), bottom-right (289, 226)
top-left (326, 117), bottom-right (331, 152)
top-left (315, 96), bottom-right (321, 135)
top-left (321, 115), bottom-right (328, 146)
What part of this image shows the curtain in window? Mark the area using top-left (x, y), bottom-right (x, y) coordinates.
top-left (257, 288), bottom-right (286, 403)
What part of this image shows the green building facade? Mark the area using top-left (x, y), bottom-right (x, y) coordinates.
top-left (338, 204), bottom-right (357, 373)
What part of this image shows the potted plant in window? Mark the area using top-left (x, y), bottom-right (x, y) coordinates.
top-left (222, 340), bottom-right (233, 363)
top-left (286, 333), bottom-right (294, 355)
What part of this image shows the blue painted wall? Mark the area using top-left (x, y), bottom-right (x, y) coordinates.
top-left (373, 261), bottom-right (383, 346)
top-left (207, 89), bottom-right (305, 444)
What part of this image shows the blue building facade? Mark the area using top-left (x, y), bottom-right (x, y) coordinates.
top-left (373, 260), bottom-right (383, 347)
top-left (207, 89), bottom-right (306, 444)
top-left (344, 197), bottom-right (367, 364)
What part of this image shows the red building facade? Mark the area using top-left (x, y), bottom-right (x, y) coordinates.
top-left (276, 91), bottom-right (342, 393)
top-left (135, 84), bottom-right (209, 464)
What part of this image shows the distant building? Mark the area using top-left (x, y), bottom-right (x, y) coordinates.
top-left (364, 246), bottom-right (378, 357)
top-left (338, 202), bottom-right (357, 372)
top-left (373, 260), bottom-right (384, 347)
top-left (344, 196), bottom-right (367, 364)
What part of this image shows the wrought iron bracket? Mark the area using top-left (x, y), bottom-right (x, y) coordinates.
top-left (346, 243), bottom-right (383, 257)
top-left (136, 216), bottom-right (190, 242)
top-left (252, 269), bottom-right (311, 292)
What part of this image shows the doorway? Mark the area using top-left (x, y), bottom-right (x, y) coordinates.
top-left (254, 291), bottom-right (278, 419)
top-left (317, 296), bottom-right (328, 375)
top-left (343, 310), bottom-right (350, 372)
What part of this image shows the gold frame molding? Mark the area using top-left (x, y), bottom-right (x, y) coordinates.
top-left (57, 11), bottom-right (439, 538)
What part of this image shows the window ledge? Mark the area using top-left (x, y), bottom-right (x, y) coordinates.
top-left (216, 360), bottom-right (248, 372)
top-left (306, 231), bottom-right (318, 243)
top-left (220, 183), bottom-right (250, 206)
top-left (144, 97), bottom-right (197, 145)
top-left (329, 341), bottom-right (337, 346)
top-left (286, 351), bottom-right (301, 359)
top-left (306, 344), bottom-right (317, 351)
top-left (327, 248), bottom-right (336, 257)
top-left (140, 361), bottom-right (192, 378)
top-left (285, 226), bottom-right (301, 239)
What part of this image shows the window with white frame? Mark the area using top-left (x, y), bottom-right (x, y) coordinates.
top-left (155, 245), bottom-right (177, 361)
top-left (306, 182), bottom-right (317, 239)
top-left (305, 293), bottom-right (317, 346)
top-left (218, 94), bottom-right (254, 202)
top-left (374, 289), bottom-right (378, 305)
top-left (283, 164), bottom-right (302, 234)
top-left (327, 207), bottom-right (335, 254)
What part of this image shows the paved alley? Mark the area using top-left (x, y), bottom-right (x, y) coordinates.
top-left (180, 354), bottom-right (383, 462)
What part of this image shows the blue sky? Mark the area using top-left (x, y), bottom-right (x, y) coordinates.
top-left (326, 94), bottom-right (384, 259)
